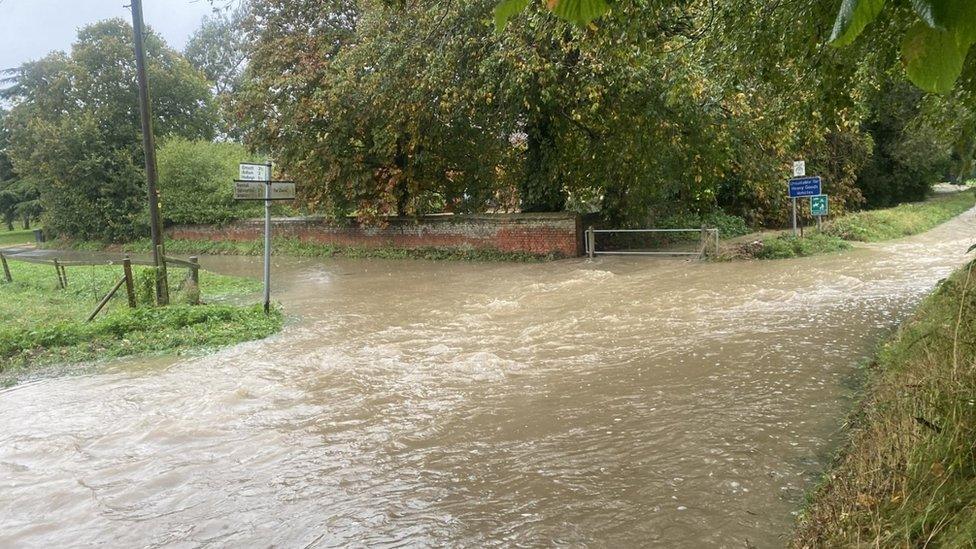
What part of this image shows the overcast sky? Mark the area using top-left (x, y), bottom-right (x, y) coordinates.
top-left (0, 0), bottom-right (217, 70)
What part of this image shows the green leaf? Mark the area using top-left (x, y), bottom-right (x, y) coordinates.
top-left (493, 0), bottom-right (530, 32)
top-left (829, 0), bottom-right (886, 47)
top-left (901, 22), bottom-right (968, 93)
top-left (925, 0), bottom-right (976, 42)
top-left (549, 0), bottom-right (610, 26)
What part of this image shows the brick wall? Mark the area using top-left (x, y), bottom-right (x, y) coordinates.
top-left (167, 213), bottom-right (583, 257)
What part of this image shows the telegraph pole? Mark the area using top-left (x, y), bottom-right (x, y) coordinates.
top-left (130, 0), bottom-right (168, 305)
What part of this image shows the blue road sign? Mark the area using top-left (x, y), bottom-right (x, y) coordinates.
top-left (788, 176), bottom-right (822, 198)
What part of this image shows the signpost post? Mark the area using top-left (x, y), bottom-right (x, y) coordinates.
top-left (236, 162), bottom-right (296, 314)
top-left (787, 175), bottom-right (822, 237)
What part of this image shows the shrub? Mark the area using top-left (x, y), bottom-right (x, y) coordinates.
top-left (157, 138), bottom-right (263, 226)
top-left (755, 234), bottom-right (851, 259)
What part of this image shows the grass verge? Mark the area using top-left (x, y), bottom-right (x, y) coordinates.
top-left (65, 236), bottom-right (559, 262)
top-left (751, 234), bottom-right (851, 260)
top-left (824, 191), bottom-right (976, 242)
top-left (793, 262), bottom-right (976, 547)
top-left (0, 227), bottom-right (38, 247)
top-left (0, 259), bottom-right (282, 377)
top-left (726, 191), bottom-right (975, 260)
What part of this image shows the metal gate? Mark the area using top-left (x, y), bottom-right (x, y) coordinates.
top-left (584, 227), bottom-right (720, 259)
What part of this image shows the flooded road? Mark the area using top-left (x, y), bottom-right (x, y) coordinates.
top-left (2, 210), bottom-right (974, 548)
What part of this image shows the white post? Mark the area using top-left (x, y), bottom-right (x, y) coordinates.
top-left (263, 161), bottom-right (272, 314)
top-left (792, 197), bottom-right (798, 237)
top-left (587, 227), bottom-right (595, 259)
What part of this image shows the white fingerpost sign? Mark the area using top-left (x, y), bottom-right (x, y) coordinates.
top-left (270, 182), bottom-right (296, 200)
top-left (234, 161), bottom-right (296, 315)
top-left (239, 163), bottom-right (271, 182)
top-left (234, 181), bottom-right (265, 200)
top-left (793, 160), bottom-right (806, 177)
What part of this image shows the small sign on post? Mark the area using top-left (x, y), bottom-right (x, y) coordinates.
top-left (234, 162), bottom-right (296, 314)
top-left (793, 160), bottom-right (806, 177)
top-left (810, 194), bottom-right (828, 217)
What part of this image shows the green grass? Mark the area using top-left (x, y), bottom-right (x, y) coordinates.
top-left (0, 259), bottom-right (281, 376)
top-left (0, 227), bottom-right (38, 247)
top-left (793, 263), bottom-right (976, 547)
top-left (754, 233), bottom-right (852, 260)
top-left (106, 236), bottom-right (559, 262)
top-left (727, 191), bottom-right (975, 260)
top-left (824, 191), bottom-right (976, 242)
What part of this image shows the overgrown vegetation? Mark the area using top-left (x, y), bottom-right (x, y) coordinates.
top-left (824, 191), bottom-right (976, 242)
top-left (233, 0), bottom-right (976, 228)
top-left (157, 138), bottom-right (265, 225)
top-left (793, 261), bottom-right (976, 547)
top-left (116, 237), bottom-right (557, 262)
top-left (0, 259), bottom-right (281, 375)
top-left (752, 234), bottom-right (852, 260)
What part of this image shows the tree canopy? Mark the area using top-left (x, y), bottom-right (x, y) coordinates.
top-left (233, 0), bottom-right (974, 227)
top-left (1, 19), bottom-right (216, 241)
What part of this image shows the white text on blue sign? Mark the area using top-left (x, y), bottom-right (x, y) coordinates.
top-left (788, 176), bottom-right (822, 198)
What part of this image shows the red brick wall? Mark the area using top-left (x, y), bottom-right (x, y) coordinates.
top-left (167, 213), bottom-right (583, 257)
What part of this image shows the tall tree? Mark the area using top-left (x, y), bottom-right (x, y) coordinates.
top-left (1, 19), bottom-right (216, 241)
top-left (186, 3), bottom-right (251, 140)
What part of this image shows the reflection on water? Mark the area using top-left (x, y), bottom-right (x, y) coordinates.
top-left (1, 209), bottom-right (973, 547)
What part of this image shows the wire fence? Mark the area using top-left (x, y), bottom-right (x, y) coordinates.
top-left (0, 250), bottom-right (201, 322)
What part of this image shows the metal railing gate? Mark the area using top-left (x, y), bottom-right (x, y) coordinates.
top-left (584, 227), bottom-right (720, 260)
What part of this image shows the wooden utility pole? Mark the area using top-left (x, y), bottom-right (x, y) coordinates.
top-left (130, 0), bottom-right (168, 305)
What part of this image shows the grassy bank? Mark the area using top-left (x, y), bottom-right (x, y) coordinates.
top-left (727, 190), bottom-right (975, 260)
top-left (793, 262), bottom-right (976, 546)
top-left (0, 227), bottom-right (37, 247)
top-left (0, 259), bottom-right (282, 378)
top-left (746, 233), bottom-right (851, 260)
top-left (71, 236), bottom-right (558, 262)
top-left (824, 191), bottom-right (976, 242)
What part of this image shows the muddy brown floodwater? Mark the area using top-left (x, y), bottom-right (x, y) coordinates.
top-left (2, 210), bottom-right (975, 548)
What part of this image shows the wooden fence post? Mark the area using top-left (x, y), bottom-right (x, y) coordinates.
top-left (53, 258), bottom-right (64, 289)
top-left (123, 256), bottom-right (136, 308)
top-left (86, 277), bottom-right (126, 322)
top-left (188, 256), bottom-right (200, 305)
top-left (0, 253), bottom-right (11, 283)
top-left (156, 245), bottom-right (169, 306)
